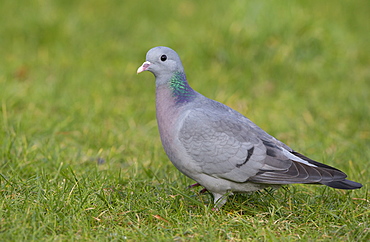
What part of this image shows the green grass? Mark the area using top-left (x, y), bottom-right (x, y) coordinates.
top-left (1, 0), bottom-right (369, 241)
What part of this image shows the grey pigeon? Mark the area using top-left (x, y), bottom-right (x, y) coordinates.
top-left (137, 46), bottom-right (362, 207)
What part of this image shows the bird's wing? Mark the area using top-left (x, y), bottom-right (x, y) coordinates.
top-left (178, 107), bottom-right (347, 184)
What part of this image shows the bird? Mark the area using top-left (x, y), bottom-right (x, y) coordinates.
top-left (137, 46), bottom-right (362, 208)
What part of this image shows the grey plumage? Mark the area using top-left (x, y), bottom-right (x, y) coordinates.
top-left (137, 46), bottom-right (362, 207)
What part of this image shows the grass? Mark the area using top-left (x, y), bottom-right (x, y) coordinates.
top-left (0, 0), bottom-right (369, 241)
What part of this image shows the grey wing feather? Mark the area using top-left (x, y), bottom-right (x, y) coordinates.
top-left (249, 140), bottom-right (347, 184)
top-left (179, 101), bottom-right (350, 186)
top-left (179, 108), bottom-right (287, 182)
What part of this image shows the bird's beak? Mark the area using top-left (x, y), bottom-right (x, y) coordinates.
top-left (137, 61), bottom-right (151, 74)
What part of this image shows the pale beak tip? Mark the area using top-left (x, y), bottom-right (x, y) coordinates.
top-left (137, 61), bottom-right (151, 74)
top-left (136, 66), bottom-right (144, 74)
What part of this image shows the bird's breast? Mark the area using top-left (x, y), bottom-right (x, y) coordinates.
top-left (155, 86), bottom-right (200, 174)
top-left (155, 86), bottom-right (182, 150)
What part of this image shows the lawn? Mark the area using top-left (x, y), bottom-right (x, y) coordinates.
top-left (0, 0), bottom-right (369, 241)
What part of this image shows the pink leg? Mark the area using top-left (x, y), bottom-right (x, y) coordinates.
top-left (188, 183), bottom-right (201, 188)
top-left (199, 188), bottom-right (208, 194)
top-left (188, 183), bottom-right (208, 194)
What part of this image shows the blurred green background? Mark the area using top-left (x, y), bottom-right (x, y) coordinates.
top-left (1, 0), bottom-right (369, 241)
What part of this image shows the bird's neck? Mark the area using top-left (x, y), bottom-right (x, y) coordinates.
top-left (155, 72), bottom-right (194, 152)
top-left (155, 72), bottom-right (197, 134)
top-left (155, 71), bottom-right (196, 140)
top-left (167, 72), bottom-right (196, 105)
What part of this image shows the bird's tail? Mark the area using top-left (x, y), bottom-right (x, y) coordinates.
top-left (321, 179), bottom-right (363, 189)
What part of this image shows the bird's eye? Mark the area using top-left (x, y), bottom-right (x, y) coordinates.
top-left (160, 55), bottom-right (167, 62)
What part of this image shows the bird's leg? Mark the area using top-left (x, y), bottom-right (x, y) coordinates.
top-left (199, 188), bottom-right (208, 194)
top-left (188, 183), bottom-right (209, 194)
top-left (187, 183), bottom-right (201, 188)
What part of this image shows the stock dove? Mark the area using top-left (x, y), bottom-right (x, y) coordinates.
top-left (137, 46), bottom-right (362, 207)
